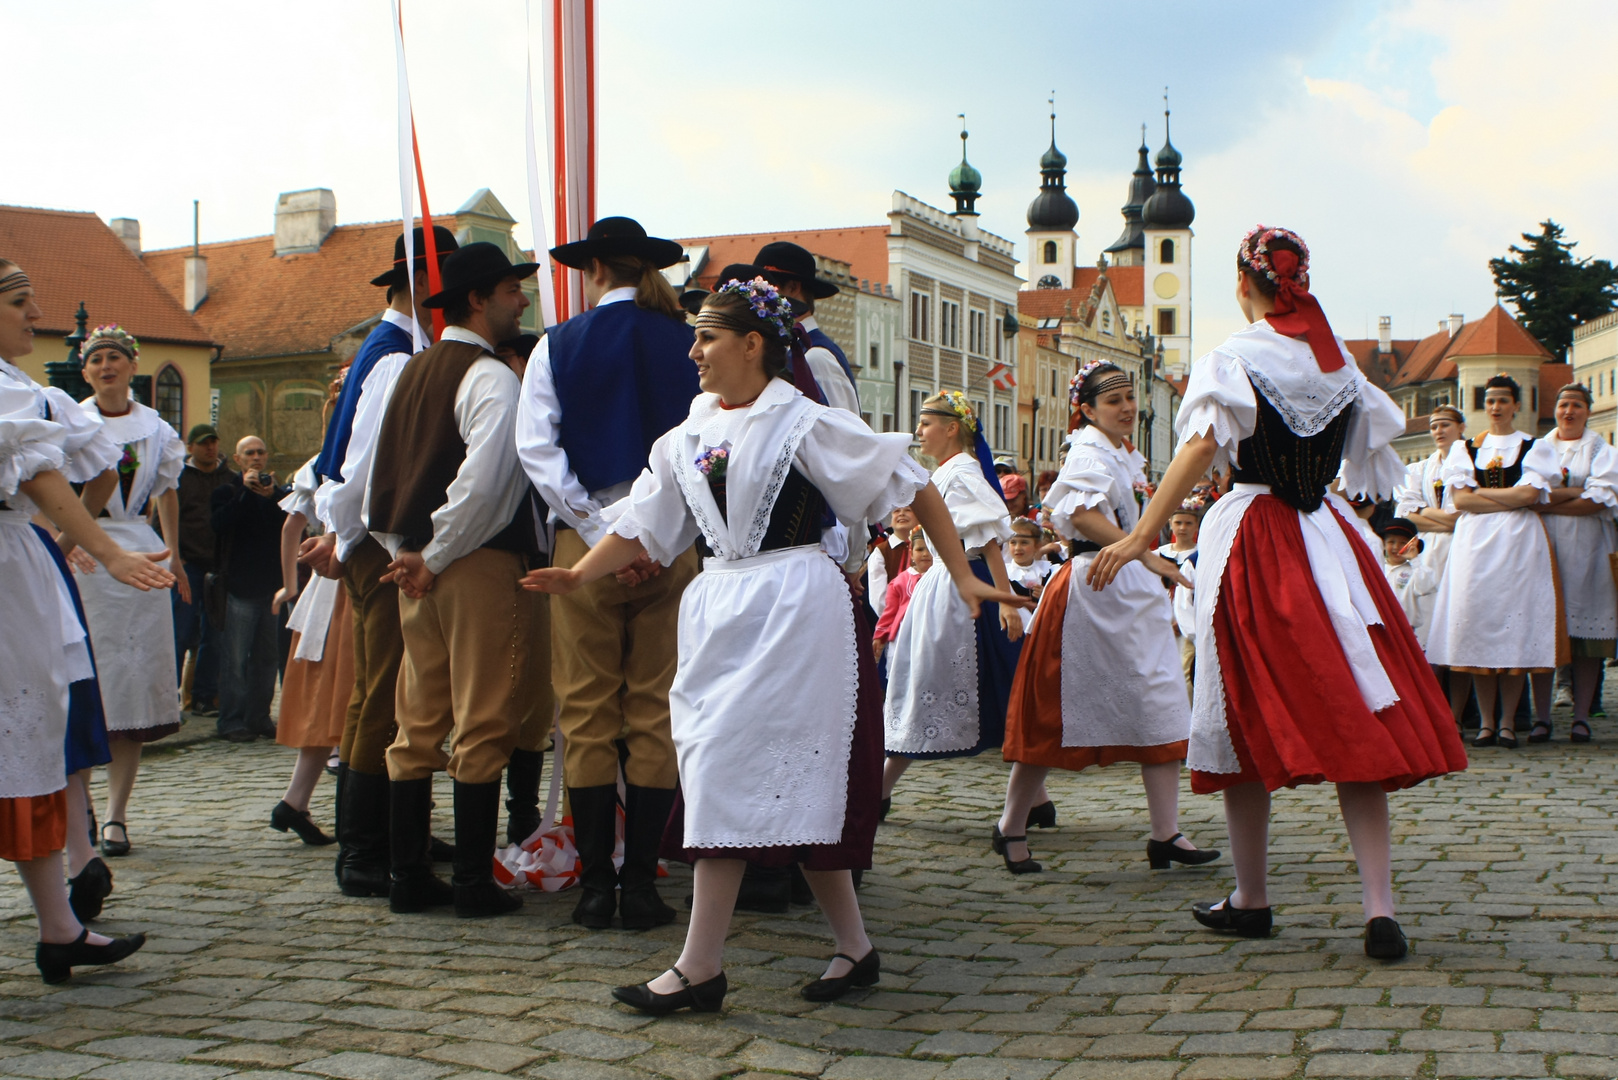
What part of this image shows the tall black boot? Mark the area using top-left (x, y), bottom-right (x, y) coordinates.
top-left (619, 785), bottom-right (676, 930)
top-left (339, 768), bottom-right (391, 898)
top-left (505, 749), bottom-right (544, 846)
top-left (735, 864), bottom-right (791, 914)
top-left (332, 762), bottom-right (348, 888)
top-left (569, 785), bottom-right (620, 929)
top-left (452, 780), bottom-right (522, 918)
top-left (389, 778), bottom-right (453, 913)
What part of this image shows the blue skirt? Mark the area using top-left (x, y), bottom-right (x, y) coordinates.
top-left (891, 557), bottom-right (1023, 760)
top-left (31, 526), bottom-right (112, 774)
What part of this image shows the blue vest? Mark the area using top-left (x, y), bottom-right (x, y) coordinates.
top-left (549, 301), bottom-right (699, 494)
top-left (314, 316), bottom-right (415, 482)
top-left (808, 325), bottom-right (856, 387)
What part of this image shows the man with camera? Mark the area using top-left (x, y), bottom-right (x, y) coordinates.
top-left (210, 435), bottom-right (289, 743)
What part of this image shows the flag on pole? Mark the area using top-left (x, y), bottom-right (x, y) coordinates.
top-left (986, 362), bottom-right (1017, 391)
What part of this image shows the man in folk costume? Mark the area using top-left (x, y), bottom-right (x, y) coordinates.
top-left (302, 227), bottom-right (458, 899)
top-left (366, 242), bottom-right (547, 918)
top-left (755, 242), bottom-right (860, 417)
top-left (515, 216), bottom-right (699, 930)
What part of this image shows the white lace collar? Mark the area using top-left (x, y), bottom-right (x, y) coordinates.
top-left (81, 397), bottom-right (166, 444)
top-left (1074, 423), bottom-right (1145, 473)
top-left (685, 377), bottom-right (800, 441)
top-left (1223, 321), bottom-right (1359, 437)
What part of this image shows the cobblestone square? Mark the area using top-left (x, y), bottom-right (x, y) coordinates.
top-left (2, 708), bottom-right (1613, 1080)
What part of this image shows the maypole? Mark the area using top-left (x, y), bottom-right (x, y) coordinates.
top-left (542, 0), bottom-right (597, 323)
top-left (389, 0), bottom-right (446, 347)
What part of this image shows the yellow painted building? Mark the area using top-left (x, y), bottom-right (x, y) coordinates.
top-left (1572, 311), bottom-right (1618, 443)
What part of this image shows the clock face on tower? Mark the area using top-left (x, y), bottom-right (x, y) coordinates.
top-left (1036, 274), bottom-right (1063, 289)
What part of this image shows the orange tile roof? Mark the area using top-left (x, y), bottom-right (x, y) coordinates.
top-left (1099, 266), bottom-right (1143, 307)
top-left (1017, 288), bottom-right (1086, 320)
top-left (1539, 362), bottom-right (1572, 420)
top-left (144, 221), bottom-right (403, 361)
top-left (0, 204), bottom-right (215, 347)
top-left (1450, 304), bottom-right (1552, 360)
top-left (1342, 338), bottom-right (1420, 389)
top-left (678, 226), bottom-right (892, 288)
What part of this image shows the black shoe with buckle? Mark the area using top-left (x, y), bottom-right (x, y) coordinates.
top-left (612, 967), bottom-right (727, 1015)
top-left (1192, 895), bottom-right (1272, 938)
top-left (800, 949), bottom-right (880, 1001)
top-left (1146, 833), bottom-right (1221, 870)
top-left (1364, 917), bottom-right (1408, 960)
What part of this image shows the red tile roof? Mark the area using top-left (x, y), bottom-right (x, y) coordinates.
top-left (144, 222), bottom-right (402, 361)
top-left (1450, 304), bottom-right (1552, 360)
top-left (1539, 363), bottom-right (1573, 420)
top-left (1017, 289), bottom-right (1086, 320)
top-left (1343, 338), bottom-right (1420, 389)
top-left (678, 227), bottom-right (892, 288)
top-left (1347, 306), bottom-right (1551, 392)
top-left (0, 205), bottom-right (215, 347)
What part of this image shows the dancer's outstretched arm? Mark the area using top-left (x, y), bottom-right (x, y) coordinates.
top-left (521, 533), bottom-right (647, 595)
top-left (1088, 431), bottom-right (1216, 591)
top-left (909, 482), bottom-right (1030, 620)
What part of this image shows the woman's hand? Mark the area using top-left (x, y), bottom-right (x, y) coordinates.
top-left (1087, 532), bottom-right (1151, 591)
top-left (522, 566), bottom-right (584, 595)
top-left (272, 585), bottom-right (295, 614)
top-left (953, 574), bottom-right (1032, 621)
top-left (872, 637), bottom-right (886, 663)
top-left (172, 557), bottom-right (192, 604)
top-left (1000, 607), bottom-right (1024, 642)
top-left (66, 546), bottom-right (98, 575)
top-left (1140, 549), bottom-right (1191, 589)
top-left (105, 549), bottom-right (176, 592)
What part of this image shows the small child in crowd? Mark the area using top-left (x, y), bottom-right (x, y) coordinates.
top-left (867, 505), bottom-right (916, 619)
top-left (872, 531), bottom-right (932, 665)
top-left (1004, 518), bottom-right (1054, 630)
top-left (1379, 517), bottom-right (1433, 643)
top-left (1155, 500), bottom-right (1202, 691)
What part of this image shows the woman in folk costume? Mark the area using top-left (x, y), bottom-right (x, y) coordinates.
top-left (1088, 227), bottom-right (1467, 960)
top-left (1424, 374), bottom-right (1563, 748)
top-left (997, 361), bottom-right (1220, 876)
top-left (267, 413), bottom-right (353, 847)
top-left (0, 258), bottom-right (169, 981)
top-left (75, 326), bottom-right (187, 859)
top-left (881, 391), bottom-right (1027, 812)
top-left (1523, 383), bottom-right (1618, 743)
top-left (1394, 405), bottom-right (1465, 636)
top-left (526, 279), bottom-right (1026, 1015)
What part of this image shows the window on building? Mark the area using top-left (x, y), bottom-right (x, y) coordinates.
top-left (1050, 368), bottom-right (1059, 396)
top-left (155, 365), bottom-right (184, 432)
top-left (1038, 425), bottom-right (1045, 462)
top-left (1157, 308), bottom-right (1177, 336)
top-left (861, 412), bottom-right (873, 428)
top-left (882, 413), bottom-right (894, 433)
top-left (910, 292), bottom-right (931, 341)
top-left (1102, 309), bottom-right (1112, 333)
top-left (1022, 422), bottom-right (1031, 459)
top-left (909, 389), bottom-right (924, 431)
top-left (1043, 240), bottom-right (1058, 264)
top-left (868, 344), bottom-right (879, 372)
top-left (968, 309), bottom-right (987, 355)
top-left (941, 300), bottom-right (961, 349)
top-left (993, 314), bottom-right (1002, 359)
top-left (1159, 238), bottom-right (1175, 264)
top-left (1473, 386), bottom-right (1487, 411)
top-left (993, 403), bottom-right (1009, 448)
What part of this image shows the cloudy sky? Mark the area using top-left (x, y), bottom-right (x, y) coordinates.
top-left (9, 0), bottom-right (1615, 353)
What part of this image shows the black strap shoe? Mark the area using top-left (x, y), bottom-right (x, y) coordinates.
top-left (800, 949), bottom-right (880, 1002)
top-left (612, 967), bottom-right (727, 1015)
top-left (1192, 895), bottom-right (1273, 938)
top-left (68, 858), bottom-right (113, 924)
top-left (100, 821), bottom-right (131, 858)
top-left (1026, 800), bottom-right (1057, 830)
top-left (1364, 917), bottom-right (1408, 960)
top-left (991, 826), bottom-right (1042, 874)
top-left (36, 929), bottom-right (146, 985)
top-left (270, 801), bottom-right (335, 846)
top-left (1146, 833), bottom-right (1222, 870)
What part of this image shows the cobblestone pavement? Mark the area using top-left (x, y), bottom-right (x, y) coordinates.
top-left (2, 703), bottom-right (1615, 1080)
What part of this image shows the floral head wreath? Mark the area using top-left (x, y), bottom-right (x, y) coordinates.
top-left (923, 390), bottom-right (978, 435)
top-left (704, 277), bottom-right (796, 342)
top-left (1238, 225), bottom-right (1311, 289)
top-left (82, 324), bottom-right (139, 362)
top-left (1236, 223), bottom-right (1345, 374)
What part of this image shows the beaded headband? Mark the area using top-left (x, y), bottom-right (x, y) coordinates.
top-left (919, 390), bottom-right (978, 435)
top-left (1069, 360), bottom-right (1130, 409)
top-left (82, 324), bottom-right (139, 362)
top-left (0, 270), bottom-right (30, 295)
top-left (700, 276), bottom-right (795, 341)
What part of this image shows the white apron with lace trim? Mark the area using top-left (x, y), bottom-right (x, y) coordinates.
top-left (1526, 432), bottom-right (1618, 641)
top-left (73, 401), bottom-right (181, 736)
top-left (606, 379), bottom-right (927, 849)
top-left (1043, 426), bottom-right (1188, 748)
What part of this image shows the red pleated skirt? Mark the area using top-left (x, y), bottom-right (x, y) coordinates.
top-left (1192, 495), bottom-right (1468, 795)
top-left (1004, 560), bottom-right (1188, 770)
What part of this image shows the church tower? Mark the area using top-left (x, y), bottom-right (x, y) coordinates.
top-left (1103, 128), bottom-right (1157, 269)
top-left (1141, 93), bottom-right (1195, 375)
top-left (1024, 102), bottom-right (1079, 290)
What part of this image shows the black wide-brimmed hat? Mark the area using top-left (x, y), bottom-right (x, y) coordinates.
top-left (550, 216), bottom-right (684, 271)
top-left (423, 242), bottom-right (540, 309)
top-left (681, 262), bottom-right (810, 318)
top-left (371, 226), bottom-right (461, 287)
top-left (755, 241), bottom-right (840, 299)
top-left (496, 333), bottom-right (541, 361)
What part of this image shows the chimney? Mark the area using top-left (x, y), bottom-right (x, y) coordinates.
top-left (1377, 315), bottom-right (1392, 354)
top-left (183, 200), bottom-right (207, 312)
top-left (1447, 313), bottom-right (1464, 338)
top-left (109, 218), bottom-right (141, 256)
top-left (273, 188), bottom-right (337, 256)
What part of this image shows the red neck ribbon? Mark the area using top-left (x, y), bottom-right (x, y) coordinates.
top-left (1263, 249), bottom-right (1343, 373)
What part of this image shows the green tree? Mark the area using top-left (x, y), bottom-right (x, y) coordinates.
top-left (1490, 220), bottom-right (1618, 360)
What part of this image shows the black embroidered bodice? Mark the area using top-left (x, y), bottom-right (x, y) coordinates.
top-left (1228, 388), bottom-right (1353, 512)
top-left (1464, 437), bottom-right (1533, 489)
top-left (696, 465), bottom-right (828, 558)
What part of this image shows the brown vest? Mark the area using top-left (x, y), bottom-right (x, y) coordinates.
top-left (368, 338), bottom-right (540, 558)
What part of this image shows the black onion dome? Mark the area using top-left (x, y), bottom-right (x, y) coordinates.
top-left (1106, 133), bottom-right (1157, 254)
top-left (1027, 120), bottom-right (1078, 231)
top-left (1142, 107), bottom-right (1194, 229)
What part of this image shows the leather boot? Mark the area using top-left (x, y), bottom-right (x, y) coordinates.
top-left (619, 785), bottom-right (676, 930)
top-left (735, 864), bottom-right (791, 914)
top-left (569, 785), bottom-right (620, 929)
top-left (389, 778), bottom-right (453, 913)
top-left (338, 768), bottom-right (391, 898)
top-left (505, 748), bottom-right (544, 846)
top-left (452, 780), bottom-right (522, 918)
top-left (332, 762), bottom-right (347, 888)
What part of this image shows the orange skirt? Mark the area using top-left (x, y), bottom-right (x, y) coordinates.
top-left (0, 790), bottom-right (67, 863)
top-left (1004, 560), bottom-right (1189, 771)
top-left (275, 587), bottom-right (354, 750)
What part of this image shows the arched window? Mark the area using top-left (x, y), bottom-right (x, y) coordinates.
top-left (1159, 238), bottom-right (1175, 264)
top-left (155, 365), bottom-right (184, 432)
top-left (1102, 309), bottom-right (1112, 333)
top-left (1042, 240), bottom-right (1058, 264)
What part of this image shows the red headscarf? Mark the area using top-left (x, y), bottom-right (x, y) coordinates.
top-left (1240, 225), bottom-right (1344, 373)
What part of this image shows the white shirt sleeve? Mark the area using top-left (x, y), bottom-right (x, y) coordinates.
top-left (866, 547), bottom-right (891, 617)
top-left (804, 347), bottom-right (863, 418)
top-left (418, 359), bottom-right (529, 575)
top-left (793, 407), bottom-right (930, 530)
top-left (516, 335), bottom-right (613, 547)
top-left (1338, 377), bottom-right (1408, 502)
top-left (1043, 442), bottom-right (1116, 542)
top-left (1393, 457), bottom-right (1430, 518)
top-left (1173, 347), bottom-right (1257, 471)
top-left (322, 352), bottom-right (410, 563)
top-left (604, 436), bottom-right (700, 567)
top-left (152, 421), bottom-right (186, 497)
top-left (279, 458), bottom-right (321, 522)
